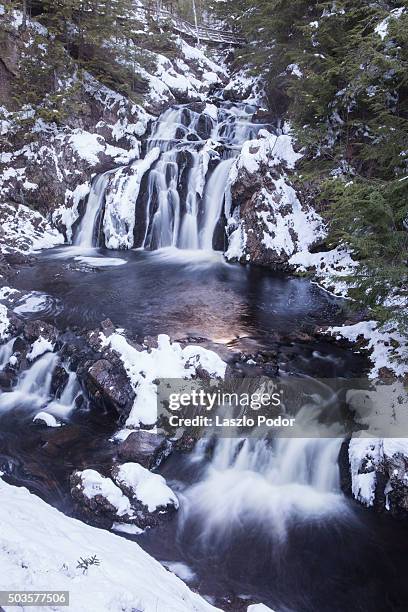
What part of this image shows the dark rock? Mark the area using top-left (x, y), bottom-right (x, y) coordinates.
top-left (143, 336), bottom-right (159, 350)
top-left (70, 470), bottom-right (131, 528)
top-left (12, 336), bottom-right (28, 353)
top-left (23, 320), bottom-right (58, 343)
top-left (51, 365), bottom-right (69, 397)
top-left (0, 370), bottom-right (14, 390)
top-left (117, 430), bottom-right (171, 469)
top-left (84, 358), bottom-right (135, 416)
top-left (101, 318), bottom-right (115, 337)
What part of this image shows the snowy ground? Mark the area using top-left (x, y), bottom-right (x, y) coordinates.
top-left (0, 479), bottom-right (220, 612)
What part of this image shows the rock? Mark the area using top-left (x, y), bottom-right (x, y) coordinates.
top-left (84, 358), bottom-right (135, 416)
top-left (0, 370), bottom-right (14, 390)
top-left (70, 464), bottom-right (178, 530)
top-left (143, 336), bottom-right (159, 350)
top-left (101, 318), bottom-right (115, 337)
top-left (111, 462), bottom-right (179, 528)
top-left (117, 430), bottom-right (171, 469)
top-left (345, 438), bottom-right (408, 518)
top-left (51, 365), bottom-right (69, 397)
top-left (23, 320), bottom-right (58, 343)
top-left (70, 469), bottom-right (134, 528)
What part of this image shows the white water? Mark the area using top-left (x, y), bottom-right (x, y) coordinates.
top-left (0, 351), bottom-right (80, 420)
top-left (179, 406), bottom-right (352, 547)
top-left (0, 338), bottom-right (15, 371)
top-left (74, 172), bottom-right (112, 248)
top-left (74, 102), bottom-right (267, 252)
top-left (199, 158), bottom-right (234, 250)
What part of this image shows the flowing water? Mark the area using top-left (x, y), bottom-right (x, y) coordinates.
top-left (1, 99), bottom-right (407, 612)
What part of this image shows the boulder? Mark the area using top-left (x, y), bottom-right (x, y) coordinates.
top-left (84, 358), bottom-right (135, 416)
top-left (117, 430), bottom-right (171, 469)
top-left (23, 320), bottom-right (58, 343)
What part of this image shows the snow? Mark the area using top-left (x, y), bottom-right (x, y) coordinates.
top-left (0, 479), bottom-right (219, 612)
top-left (258, 180), bottom-right (325, 257)
top-left (286, 63), bottom-right (303, 77)
top-left (74, 469), bottom-right (132, 517)
top-left (113, 463), bottom-right (178, 512)
top-left (101, 332), bottom-right (226, 427)
top-left (247, 605), bottom-right (276, 612)
top-left (289, 246), bottom-right (357, 297)
top-left (327, 320), bottom-right (408, 379)
top-left (0, 203), bottom-right (64, 254)
top-left (74, 256), bottom-right (127, 268)
top-left (55, 182), bottom-right (91, 243)
top-left (162, 562), bottom-right (197, 584)
top-left (230, 131), bottom-right (302, 181)
top-left (69, 130), bottom-right (105, 166)
top-left (0, 303), bottom-right (10, 340)
top-left (375, 7), bottom-right (405, 40)
top-left (33, 411), bottom-right (61, 428)
top-left (27, 336), bottom-right (55, 361)
top-left (111, 522), bottom-right (144, 535)
top-left (103, 148), bottom-right (160, 249)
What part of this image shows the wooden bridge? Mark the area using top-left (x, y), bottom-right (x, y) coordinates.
top-left (153, 8), bottom-right (245, 46)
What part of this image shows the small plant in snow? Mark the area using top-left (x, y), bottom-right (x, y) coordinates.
top-left (76, 555), bottom-right (100, 574)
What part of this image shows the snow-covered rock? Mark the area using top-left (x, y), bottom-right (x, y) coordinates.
top-left (326, 320), bottom-right (408, 380)
top-left (27, 336), bottom-right (55, 361)
top-left (112, 462), bottom-right (179, 513)
top-left (101, 332), bottom-right (226, 427)
top-left (0, 479), bottom-right (219, 612)
top-left (0, 303), bottom-right (10, 340)
top-left (71, 469), bottom-right (133, 520)
top-left (71, 464), bottom-right (179, 529)
top-left (0, 202), bottom-right (64, 254)
top-left (225, 130), bottom-right (325, 266)
top-left (348, 436), bottom-right (408, 517)
top-left (103, 148), bottom-right (160, 249)
top-left (33, 411), bottom-right (61, 428)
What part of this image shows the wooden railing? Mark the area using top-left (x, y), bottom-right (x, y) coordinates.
top-left (152, 8), bottom-right (245, 46)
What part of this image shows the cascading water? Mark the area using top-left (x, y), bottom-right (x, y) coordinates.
top-left (0, 349), bottom-right (80, 419)
top-left (178, 405), bottom-right (352, 551)
top-left (74, 101), bottom-right (268, 252)
top-left (74, 171), bottom-right (112, 248)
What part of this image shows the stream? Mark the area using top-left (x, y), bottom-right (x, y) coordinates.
top-left (1, 99), bottom-right (407, 612)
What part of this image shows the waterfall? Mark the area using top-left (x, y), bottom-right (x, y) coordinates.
top-left (179, 406), bottom-right (350, 548)
top-left (0, 338), bottom-right (15, 371)
top-left (0, 351), bottom-right (59, 412)
top-left (199, 158), bottom-right (234, 250)
top-left (74, 102), bottom-right (268, 252)
top-left (73, 172), bottom-right (111, 248)
top-left (0, 351), bottom-right (79, 419)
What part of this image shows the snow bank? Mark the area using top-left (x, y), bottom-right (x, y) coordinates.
top-left (230, 130), bottom-right (302, 181)
top-left (27, 336), bottom-right (55, 361)
top-left (113, 463), bottom-right (178, 512)
top-left (101, 332), bottom-right (226, 427)
top-left (0, 303), bottom-right (10, 340)
top-left (289, 246), bottom-right (358, 297)
top-left (0, 480), bottom-right (219, 612)
top-left (247, 605), bottom-right (276, 612)
top-left (0, 203), bottom-right (64, 254)
top-left (327, 320), bottom-right (408, 379)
